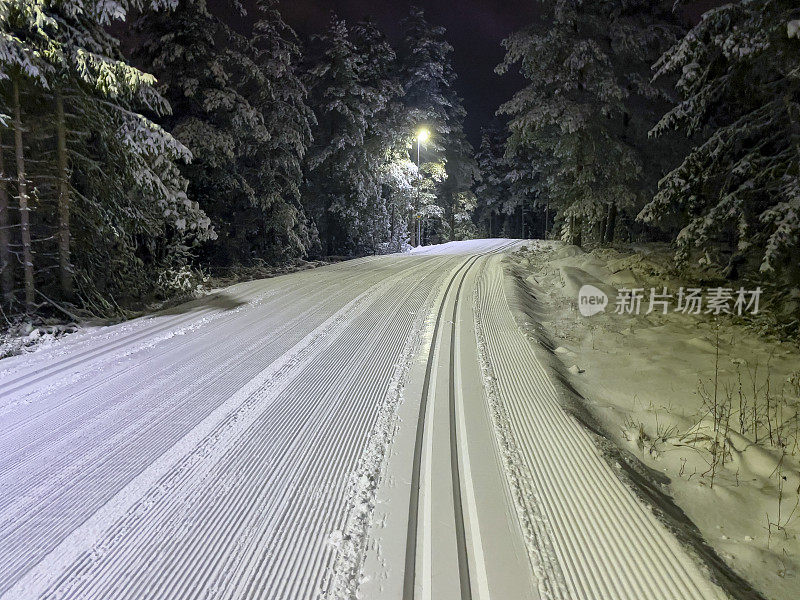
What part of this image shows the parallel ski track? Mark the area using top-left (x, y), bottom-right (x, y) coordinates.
top-left (474, 258), bottom-right (724, 600)
top-left (403, 241), bottom-right (516, 600)
top-left (1, 250), bottom-right (478, 600)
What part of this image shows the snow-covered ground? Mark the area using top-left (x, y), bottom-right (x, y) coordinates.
top-left (0, 240), bottom-right (736, 599)
top-left (508, 241), bottom-right (799, 600)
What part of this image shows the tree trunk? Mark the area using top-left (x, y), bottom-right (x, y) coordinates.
top-left (0, 131), bottom-right (13, 304)
top-left (449, 195), bottom-right (455, 241)
top-left (599, 210), bottom-right (608, 246)
top-left (572, 217), bottom-right (582, 247)
top-left (56, 92), bottom-right (73, 298)
top-left (390, 202), bottom-right (396, 251)
top-left (544, 205), bottom-right (549, 239)
top-left (12, 77), bottom-right (34, 312)
top-left (604, 202), bottom-right (617, 245)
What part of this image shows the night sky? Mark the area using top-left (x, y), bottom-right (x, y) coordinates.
top-left (223, 1), bottom-right (723, 148)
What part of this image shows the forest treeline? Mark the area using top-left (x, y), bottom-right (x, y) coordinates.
top-left (0, 0), bottom-right (476, 315)
top-left (0, 0), bottom-right (798, 319)
top-left (486, 0), bottom-right (800, 287)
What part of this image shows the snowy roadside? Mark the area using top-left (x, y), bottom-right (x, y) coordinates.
top-left (0, 258), bottom-right (329, 361)
top-left (0, 320), bottom-right (84, 360)
top-left (507, 241), bottom-right (799, 600)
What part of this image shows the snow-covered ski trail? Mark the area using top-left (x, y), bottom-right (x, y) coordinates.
top-left (402, 243), bottom-right (517, 600)
top-left (0, 250), bottom-right (459, 599)
top-left (361, 244), bottom-right (729, 600)
top-left (0, 240), bottom-right (730, 600)
top-left (468, 253), bottom-right (728, 600)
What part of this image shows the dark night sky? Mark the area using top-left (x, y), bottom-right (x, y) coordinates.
top-left (223, 1), bottom-right (723, 148)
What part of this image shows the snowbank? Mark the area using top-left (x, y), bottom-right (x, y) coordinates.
top-left (508, 241), bottom-right (799, 600)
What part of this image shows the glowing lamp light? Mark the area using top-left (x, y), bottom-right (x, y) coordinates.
top-left (416, 128), bottom-right (430, 143)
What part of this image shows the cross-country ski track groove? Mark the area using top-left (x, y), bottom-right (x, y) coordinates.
top-left (0, 239), bottom-right (730, 600)
top-left (402, 242), bottom-right (516, 600)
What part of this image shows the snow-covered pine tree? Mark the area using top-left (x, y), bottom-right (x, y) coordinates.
top-left (450, 190), bottom-right (478, 240)
top-left (401, 6), bottom-right (476, 244)
top-left (506, 143), bottom-right (547, 239)
top-left (641, 0), bottom-right (800, 280)
top-left (475, 126), bottom-right (510, 237)
top-left (497, 0), bottom-right (683, 246)
top-left (2, 1), bottom-right (210, 312)
top-left (53, 1), bottom-right (213, 306)
top-left (380, 156), bottom-right (417, 251)
top-left (0, 0), bottom-right (57, 310)
top-left (0, 130), bottom-right (10, 303)
top-left (439, 129), bottom-right (478, 243)
top-left (351, 19), bottom-right (419, 253)
top-left (304, 15), bottom-right (367, 255)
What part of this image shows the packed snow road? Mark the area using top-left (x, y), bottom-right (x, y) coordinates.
top-left (0, 240), bottom-right (726, 600)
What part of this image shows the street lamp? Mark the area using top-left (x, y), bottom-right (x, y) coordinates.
top-left (415, 128), bottom-right (430, 246)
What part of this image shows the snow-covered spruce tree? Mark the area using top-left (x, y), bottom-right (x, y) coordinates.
top-left (497, 0), bottom-right (684, 246)
top-left (56, 1), bottom-right (213, 308)
top-left (0, 0), bottom-right (56, 310)
top-left (136, 0), bottom-right (305, 266)
top-left (400, 6), bottom-right (477, 244)
top-left (507, 143), bottom-right (548, 239)
top-left (439, 129), bottom-right (479, 243)
top-left (303, 15), bottom-right (370, 255)
top-left (348, 19), bottom-right (407, 254)
top-left (380, 155), bottom-right (417, 251)
top-left (475, 126), bottom-right (511, 237)
top-left (1, 1), bottom-right (211, 313)
top-left (451, 190), bottom-right (478, 240)
top-left (304, 15), bottom-right (403, 255)
top-left (234, 0), bottom-right (318, 262)
top-left (640, 0), bottom-right (800, 280)
top-left (475, 124), bottom-right (545, 239)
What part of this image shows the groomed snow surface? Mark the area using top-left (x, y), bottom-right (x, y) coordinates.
top-left (0, 240), bottom-right (727, 600)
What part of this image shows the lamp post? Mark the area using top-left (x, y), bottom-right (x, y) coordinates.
top-left (415, 128), bottom-right (430, 246)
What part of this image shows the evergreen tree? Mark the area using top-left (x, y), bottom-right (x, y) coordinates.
top-left (237, 0), bottom-right (318, 261)
top-left (640, 0), bottom-right (800, 279)
top-left (475, 126), bottom-right (510, 237)
top-left (348, 19), bottom-right (406, 253)
top-left (497, 0), bottom-right (683, 246)
top-left (1, 1), bottom-right (212, 313)
top-left (474, 124), bottom-right (542, 239)
top-left (304, 15), bottom-right (398, 255)
top-left (506, 144), bottom-right (547, 239)
top-left (137, 0), bottom-right (310, 265)
top-left (400, 6), bottom-right (477, 244)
